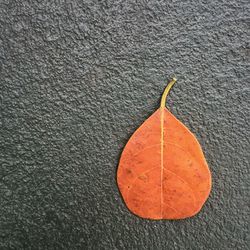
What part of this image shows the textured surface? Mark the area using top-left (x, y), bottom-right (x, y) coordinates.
top-left (0, 0), bottom-right (249, 249)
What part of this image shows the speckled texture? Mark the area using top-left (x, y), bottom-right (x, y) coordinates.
top-left (0, 0), bottom-right (249, 249)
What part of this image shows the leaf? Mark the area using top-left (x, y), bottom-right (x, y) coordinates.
top-left (117, 78), bottom-right (212, 220)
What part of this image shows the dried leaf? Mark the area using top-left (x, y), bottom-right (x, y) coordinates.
top-left (117, 78), bottom-right (212, 220)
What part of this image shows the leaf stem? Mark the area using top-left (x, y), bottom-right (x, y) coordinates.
top-left (160, 77), bottom-right (177, 109)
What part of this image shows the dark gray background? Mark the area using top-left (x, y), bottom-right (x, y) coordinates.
top-left (0, 0), bottom-right (249, 249)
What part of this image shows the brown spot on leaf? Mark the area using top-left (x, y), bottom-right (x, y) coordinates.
top-left (125, 168), bottom-right (132, 175)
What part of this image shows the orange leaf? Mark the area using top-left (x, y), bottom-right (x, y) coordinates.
top-left (117, 78), bottom-right (212, 220)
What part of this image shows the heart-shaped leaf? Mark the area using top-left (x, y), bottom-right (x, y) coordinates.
top-left (117, 78), bottom-right (212, 220)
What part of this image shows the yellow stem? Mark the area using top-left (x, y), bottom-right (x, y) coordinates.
top-left (160, 77), bottom-right (177, 109)
top-left (159, 77), bottom-right (176, 218)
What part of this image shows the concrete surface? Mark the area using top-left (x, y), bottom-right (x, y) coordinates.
top-left (0, 0), bottom-right (249, 249)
